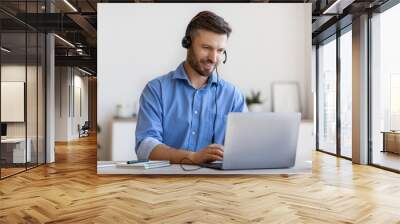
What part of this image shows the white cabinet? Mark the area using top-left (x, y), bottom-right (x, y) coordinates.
top-left (1, 138), bottom-right (32, 163)
top-left (296, 121), bottom-right (314, 164)
top-left (111, 118), bottom-right (137, 161)
top-left (13, 139), bottom-right (32, 163)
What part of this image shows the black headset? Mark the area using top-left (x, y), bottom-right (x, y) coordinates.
top-left (182, 24), bottom-right (227, 144)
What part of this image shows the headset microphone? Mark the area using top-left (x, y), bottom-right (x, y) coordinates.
top-left (211, 52), bottom-right (226, 144)
top-left (222, 50), bottom-right (227, 64)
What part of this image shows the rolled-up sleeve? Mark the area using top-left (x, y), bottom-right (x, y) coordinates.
top-left (135, 82), bottom-right (164, 160)
top-left (231, 87), bottom-right (248, 112)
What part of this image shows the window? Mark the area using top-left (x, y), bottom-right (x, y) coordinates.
top-left (370, 3), bottom-right (400, 171)
top-left (317, 36), bottom-right (337, 155)
top-left (339, 28), bottom-right (352, 158)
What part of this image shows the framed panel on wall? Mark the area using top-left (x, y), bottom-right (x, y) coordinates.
top-left (1, 81), bottom-right (25, 122)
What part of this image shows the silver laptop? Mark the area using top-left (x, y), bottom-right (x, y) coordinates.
top-left (202, 112), bottom-right (301, 170)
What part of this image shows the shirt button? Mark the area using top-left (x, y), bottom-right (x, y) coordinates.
top-left (194, 110), bottom-right (198, 114)
top-left (192, 131), bottom-right (196, 135)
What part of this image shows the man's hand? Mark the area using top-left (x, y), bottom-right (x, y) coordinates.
top-left (187, 144), bottom-right (224, 164)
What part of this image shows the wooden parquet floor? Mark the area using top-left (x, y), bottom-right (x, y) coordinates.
top-left (1, 167), bottom-right (26, 178)
top-left (1, 135), bottom-right (400, 223)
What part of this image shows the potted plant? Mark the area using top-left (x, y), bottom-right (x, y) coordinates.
top-left (246, 90), bottom-right (264, 112)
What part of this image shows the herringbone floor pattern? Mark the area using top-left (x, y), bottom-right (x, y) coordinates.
top-left (1, 135), bottom-right (400, 223)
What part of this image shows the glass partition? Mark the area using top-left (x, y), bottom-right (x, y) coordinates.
top-left (1, 31), bottom-right (28, 177)
top-left (0, 1), bottom-right (46, 179)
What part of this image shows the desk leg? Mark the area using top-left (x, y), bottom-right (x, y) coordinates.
top-left (382, 133), bottom-right (386, 153)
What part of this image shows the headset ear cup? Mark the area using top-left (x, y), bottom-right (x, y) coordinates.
top-left (181, 36), bottom-right (191, 49)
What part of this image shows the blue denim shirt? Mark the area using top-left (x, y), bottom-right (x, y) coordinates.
top-left (135, 62), bottom-right (247, 160)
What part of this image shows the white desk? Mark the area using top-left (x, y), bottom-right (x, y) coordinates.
top-left (1, 138), bottom-right (31, 163)
top-left (97, 161), bottom-right (311, 175)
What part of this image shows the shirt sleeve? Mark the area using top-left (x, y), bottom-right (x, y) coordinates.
top-left (135, 82), bottom-right (164, 160)
top-left (231, 87), bottom-right (248, 112)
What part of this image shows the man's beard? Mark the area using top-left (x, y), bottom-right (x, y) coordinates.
top-left (187, 51), bottom-right (214, 77)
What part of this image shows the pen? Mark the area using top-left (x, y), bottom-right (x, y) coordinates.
top-left (126, 159), bottom-right (148, 164)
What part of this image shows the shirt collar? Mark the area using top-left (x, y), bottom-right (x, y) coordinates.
top-left (172, 61), bottom-right (218, 86)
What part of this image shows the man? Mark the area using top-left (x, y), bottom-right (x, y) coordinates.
top-left (135, 11), bottom-right (247, 165)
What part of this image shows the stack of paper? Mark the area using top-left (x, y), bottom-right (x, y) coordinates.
top-left (143, 161), bottom-right (170, 169)
top-left (116, 160), bottom-right (170, 169)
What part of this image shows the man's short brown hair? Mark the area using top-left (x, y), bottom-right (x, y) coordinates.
top-left (185, 11), bottom-right (232, 38)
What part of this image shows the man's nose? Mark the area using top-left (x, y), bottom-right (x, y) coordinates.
top-left (208, 51), bottom-right (218, 63)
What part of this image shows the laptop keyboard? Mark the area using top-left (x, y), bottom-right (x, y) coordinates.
top-left (201, 161), bottom-right (223, 169)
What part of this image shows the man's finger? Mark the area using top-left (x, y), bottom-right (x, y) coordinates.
top-left (206, 154), bottom-right (223, 162)
top-left (204, 147), bottom-right (223, 156)
top-left (208, 144), bottom-right (224, 150)
top-left (209, 148), bottom-right (224, 157)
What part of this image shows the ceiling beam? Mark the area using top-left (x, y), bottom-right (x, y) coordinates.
top-left (67, 13), bottom-right (97, 43)
top-left (55, 55), bottom-right (96, 71)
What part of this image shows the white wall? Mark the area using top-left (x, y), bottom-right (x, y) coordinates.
top-left (55, 67), bottom-right (69, 141)
top-left (55, 67), bottom-right (89, 141)
top-left (72, 72), bottom-right (89, 138)
top-left (98, 3), bottom-right (312, 160)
